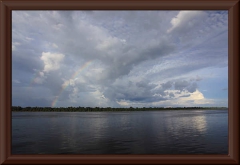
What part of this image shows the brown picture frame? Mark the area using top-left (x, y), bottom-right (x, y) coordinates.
top-left (0, 0), bottom-right (239, 164)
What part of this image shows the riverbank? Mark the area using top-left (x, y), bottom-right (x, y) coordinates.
top-left (12, 106), bottom-right (228, 112)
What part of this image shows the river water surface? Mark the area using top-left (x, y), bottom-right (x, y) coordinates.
top-left (12, 110), bottom-right (228, 154)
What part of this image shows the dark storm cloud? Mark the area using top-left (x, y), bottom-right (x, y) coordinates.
top-left (169, 92), bottom-right (175, 98)
top-left (174, 80), bottom-right (198, 93)
top-left (103, 79), bottom-right (176, 104)
top-left (186, 82), bottom-right (198, 93)
top-left (161, 81), bottom-right (173, 89)
top-left (180, 94), bottom-right (191, 97)
top-left (174, 80), bottom-right (189, 91)
top-left (103, 79), bottom-right (161, 103)
top-left (101, 38), bottom-right (175, 81)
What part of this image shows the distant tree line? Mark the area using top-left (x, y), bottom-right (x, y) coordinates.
top-left (12, 106), bottom-right (228, 112)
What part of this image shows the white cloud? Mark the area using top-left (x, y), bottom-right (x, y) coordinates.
top-left (25, 37), bottom-right (34, 41)
top-left (161, 89), bottom-right (215, 106)
top-left (167, 11), bottom-right (206, 33)
top-left (40, 52), bottom-right (65, 72)
top-left (62, 78), bottom-right (76, 88)
top-left (96, 36), bottom-right (119, 51)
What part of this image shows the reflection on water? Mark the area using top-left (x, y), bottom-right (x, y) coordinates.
top-left (193, 115), bottom-right (207, 133)
top-left (12, 110), bottom-right (228, 154)
top-left (164, 111), bottom-right (207, 137)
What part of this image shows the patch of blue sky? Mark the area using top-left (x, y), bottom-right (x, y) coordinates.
top-left (197, 67), bottom-right (228, 99)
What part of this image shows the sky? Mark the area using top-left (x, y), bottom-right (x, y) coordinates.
top-left (12, 10), bottom-right (228, 108)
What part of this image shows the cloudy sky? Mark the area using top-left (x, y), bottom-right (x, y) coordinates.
top-left (12, 10), bottom-right (228, 108)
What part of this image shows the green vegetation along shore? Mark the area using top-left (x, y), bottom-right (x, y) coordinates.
top-left (12, 106), bottom-right (228, 112)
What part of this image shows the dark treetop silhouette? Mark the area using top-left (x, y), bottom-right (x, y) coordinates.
top-left (12, 106), bottom-right (228, 112)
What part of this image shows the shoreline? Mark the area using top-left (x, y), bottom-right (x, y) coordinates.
top-left (12, 106), bottom-right (228, 112)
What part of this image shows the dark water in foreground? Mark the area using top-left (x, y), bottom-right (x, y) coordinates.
top-left (12, 110), bottom-right (228, 154)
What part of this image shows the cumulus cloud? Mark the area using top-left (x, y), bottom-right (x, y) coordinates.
top-left (155, 89), bottom-right (215, 107)
top-left (167, 11), bottom-right (207, 33)
top-left (41, 52), bottom-right (65, 72)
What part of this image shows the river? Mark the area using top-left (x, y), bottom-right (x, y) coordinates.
top-left (12, 110), bottom-right (228, 154)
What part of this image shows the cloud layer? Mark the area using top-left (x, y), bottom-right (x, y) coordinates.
top-left (12, 10), bottom-right (228, 107)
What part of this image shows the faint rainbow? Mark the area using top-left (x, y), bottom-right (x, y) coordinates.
top-left (29, 71), bottom-right (42, 86)
top-left (51, 60), bottom-right (92, 107)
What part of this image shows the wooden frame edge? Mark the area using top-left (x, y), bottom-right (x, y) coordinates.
top-left (0, 1), bottom-right (11, 164)
top-left (1, 0), bottom-right (239, 10)
top-left (0, 0), bottom-right (239, 164)
top-left (228, 0), bottom-right (239, 163)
